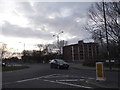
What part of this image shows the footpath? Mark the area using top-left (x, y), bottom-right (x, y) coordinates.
top-left (70, 63), bottom-right (120, 89)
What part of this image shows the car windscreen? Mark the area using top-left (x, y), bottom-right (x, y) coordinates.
top-left (50, 60), bottom-right (56, 63)
top-left (56, 59), bottom-right (66, 64)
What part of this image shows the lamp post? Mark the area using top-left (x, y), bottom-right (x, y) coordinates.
top-left (18, 42), bottom-right (26, 63)
top-left (53, 31), bottom-right (63, 54)
top-left (24, 43), bottom-right (25, 51)
top-left (18, 42), bottom-right (25, 56)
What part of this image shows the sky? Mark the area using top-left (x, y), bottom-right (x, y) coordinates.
top-left (0, 1), bottom-right (94, 52)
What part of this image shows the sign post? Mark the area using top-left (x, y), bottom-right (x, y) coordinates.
top-left (96, 62), bottom-right (105, 81)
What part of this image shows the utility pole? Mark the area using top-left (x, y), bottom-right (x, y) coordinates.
top-left (24, 43), bottom-right (25, 51)
top-left (103, 1), bottom-right (111, 70)
top-left (53, 31), bottom-right (63, 55)
top-left (0, 42), bottom-right (3, 63)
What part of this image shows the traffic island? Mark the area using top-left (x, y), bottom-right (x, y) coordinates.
top-left (70, 63), bottom-right (95, 70)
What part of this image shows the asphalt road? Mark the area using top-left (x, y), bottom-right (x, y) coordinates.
top-left (2, 63), bottom-right (119, 89)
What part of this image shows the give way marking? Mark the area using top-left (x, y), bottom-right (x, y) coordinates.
top-left (3, 74), bottom-right (93, 88)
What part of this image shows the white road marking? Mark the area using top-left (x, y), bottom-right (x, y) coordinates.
top-left (3, 74), bottom-right (58, 85)
top-left (16, 78), bottom-right (39, 83)
top-left (43, 79), bottom-right (92, 88)
top-left (44, 74), bottom-right (79, 78)
top-left (80, 79), bottom-right (85, 81)
top-left (2, 82), bottom-right (18, 85)
top-left (3, 74), bottom-right (94, 88)
top-left (3, 74), bottom-right (68, 85)
top-left (16, 74), bottom-right (64, 83)
top-left (42, 74), bottom-right (63, 78)
top-left (57, 79), bottom-right (78, 82)
top-left (81, 76), bottom-right (86, 78)
top-left (57, 79), bottom-right (86, 82)
top-left (88, 77), bottom-right (95, 80)
top-left (81, 76), bottom-right (95, 80)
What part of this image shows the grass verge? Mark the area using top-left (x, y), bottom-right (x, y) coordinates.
top-left (2, 66), bottom-right (29, 72)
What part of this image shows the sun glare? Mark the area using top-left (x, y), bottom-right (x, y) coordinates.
top-left (2, 36), bottom-right (53, 53)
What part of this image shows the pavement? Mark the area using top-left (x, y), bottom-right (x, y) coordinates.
top-left (70, 63), bottom-right (119, 71)
top-left (70, 63), bottom-right (120, 89)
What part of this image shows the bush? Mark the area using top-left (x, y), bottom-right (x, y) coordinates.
top-left (2, 66), bottom-right (29, 71)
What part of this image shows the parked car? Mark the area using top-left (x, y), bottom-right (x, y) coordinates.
top-left (49, 59), bottom-right (69, 69)
top-left (2, 62), bottom-right (7, 67)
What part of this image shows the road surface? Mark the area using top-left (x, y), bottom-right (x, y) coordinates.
top-left (2, 63), bottom-right (119, 89)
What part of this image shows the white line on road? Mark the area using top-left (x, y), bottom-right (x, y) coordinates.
top-left (88, 77), bottom-right (95, 80)
top-left (3, 74), bottom-right (63, 85)
top-left (57, 79), bottom-right (85, 82)
top-left (16, 78), bottom-right (39, 83)
top-left (57, 79), bottom-right (78, 82)
top-left (3, 74), bottom-right (93, 88)
top-left (16, 74), bottom-right (61, 83)
top-left (81, 76), bottom-right (95, 80)
top-left (43, 79), bottom-right (92, 88)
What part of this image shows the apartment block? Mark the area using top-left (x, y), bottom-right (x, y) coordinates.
top-left (63, 40), bottom-right (99, 62)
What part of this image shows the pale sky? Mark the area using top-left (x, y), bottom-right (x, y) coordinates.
top-left (0, 1), bottom-right (93, 52)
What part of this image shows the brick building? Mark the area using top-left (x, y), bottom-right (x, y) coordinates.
top-left (63, 40), bottom-right (99, 63)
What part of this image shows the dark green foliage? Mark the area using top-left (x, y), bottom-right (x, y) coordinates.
top-left (2, 66), bottom-right (29, 71)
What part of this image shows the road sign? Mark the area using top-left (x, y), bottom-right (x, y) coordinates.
top-left (96, 62), bottom-right (105, 81)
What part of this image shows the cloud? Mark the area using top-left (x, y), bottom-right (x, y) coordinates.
top-left (1, 2), bottom-right (93, 44)
top-left (2, 21), bottom-right (52, 40)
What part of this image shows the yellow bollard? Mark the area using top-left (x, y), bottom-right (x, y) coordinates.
top-left (96, 62), bottom-right (106, 81)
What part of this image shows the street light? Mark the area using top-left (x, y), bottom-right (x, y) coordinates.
top-left (53, 31), bottom-right (64, 54)
top-left (18, 42), bottom-right (25, 56)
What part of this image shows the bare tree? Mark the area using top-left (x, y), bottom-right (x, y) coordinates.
top-left (85, 1), bottom-right (120, 58)
top-left (43, 44), bottom-right (59, 53)
top-left (0, 43), bottom-right (7, 60)
top-left (36, 44), bottom-right (43, 51)
top-left (86, 2), bottom-right (120, 43)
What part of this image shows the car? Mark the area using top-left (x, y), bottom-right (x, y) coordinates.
top-left (2, 62), bottom-right (7, 67)
top-left (49, 59), bottom-right (69, 69)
